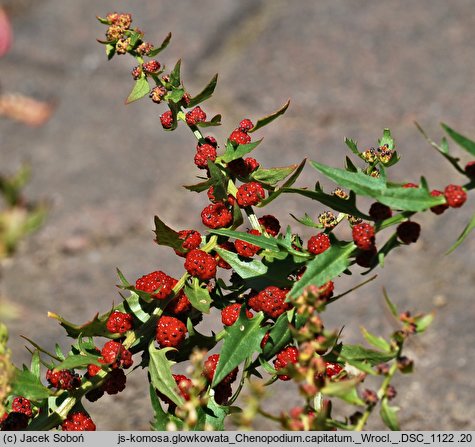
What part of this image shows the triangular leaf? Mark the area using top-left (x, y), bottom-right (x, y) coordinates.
top-left (251, 164), bottom-right (298, 186)
top-left (289, 243), bottom-right (355, 298)
top-left (188, 74), bottom-right (218, 108)
top-left (184, 278), bottom-right (212, 313)
top-left (249, 100), bottom-right (290, 133)
top-left (220, 140), bottom-right (263, 163)
top-left (447, 210), bottom-right (475, 254)
top-left (212, 312), bottom-right (266, 387)
top-left (153, 215), bottom-right (182, 251)
top-left (380, 397), bottom-right (400, 430)
top-left (442, 122), bottom-right (475, 156)
top-left (148, 345), bottom-right (184, 407)
top-left (148, 32), bottom-right (172, 57)
top-left (125, 77), bottom-right (150, 104)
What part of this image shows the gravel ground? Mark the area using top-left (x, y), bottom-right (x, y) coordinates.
top-left (1, 0), bottom-right (474, 430)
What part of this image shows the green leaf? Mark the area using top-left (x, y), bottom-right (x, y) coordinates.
top-left (184, 278), bottom-right (212, 313)
top-left (284, 186), bottom-right (369, 220)
top-left (415, 122), bottom-right (465, 175)
top-left (209, 229), bottom-right (279, 251)
top-left (213, 248), bottom-right (296, 290)
top-left (289, 212), bottom-right (321, 229)
top-left (53, 354), bottom-right (102, 372)
top-left (105, 43), bottom-right (115, 60)
top-left (414, 312), bottom-right (434, 333)
top-left (262, 311), bottom-right (307, 359)
top-left (249, 100), bottom-right (290, 133)
top-left (360, 327), bottom-right (391, 352)
top-left (259, 158), bottom-right (306, 207)
top-left (206, 160), bottom-right (228, 202)
top-left (48, 312), bottom-right (110, 338)
top-left (310, 161), bottom-right (445, 212)
top-left (344, 359), bottom-right (377, 375)
top-left (194, 398), bottom-right (230, 430)
top-left (320, 378), bottom-right (365, 406)
top-left (441, 122), bottom-right (475, 156)
top-left (212, 312), bottom-right (267, 387)
top-left (153, 215), bottom-right (182, 251)
top-left (221, 140), bottom-right (263, 163)
top-left (380, 397), bottom-right (400, 430)
top-left (11, 368), bottom-right (52, 400)
top-left (183, 177), bottom-right (213, 193)
top-left (379, 128), bottom-right (395, 150)
top-left (345, 138), bottom-right (360, 156)
top-left (125, 77), bottom-right (150, 104)
top-left (447, 210), bottom-right (475, 254)
top-left (383, 288), bottom-right (398, 318)
top-left (30, 350), bottom-right (41, 379)
top-left (188, 74), bottom-right (218, 108)
top-left (148, 32), bottom-right (172, 57)
top-left (289, 243), bottom-right (355, 298)
top-left (170, 59), bottom-right (182, 87)
top-left (252, 164), bottom-right (299, 186)
top-left (96, 16), bottom-right (110, 25)
top-left (148, 345), bottom-right (184, 407)
top-left (338, 344), bottom-right (396, 366)
top-left (165, 87), bottom-right (185, 103)
top-left (197, 114), bottom-right (222, 127)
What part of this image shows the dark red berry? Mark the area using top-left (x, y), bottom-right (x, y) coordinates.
top-left (194, 143), bottom-right (217, 169)
top-left (248, 286), bottom-right (291, 319)
top-left (185, 106), bottom-right (206, 126)
top-left (11, 397), bottom-right (33, 418)
top-left (213, 382), bottom-right (233, 405)
top-left (156, 316), bottom-right (187, 348)
top-left (396, 221), bottom-right (421, 244)
top-left (244, 157), bottom-right (259, 172)
top-left (239, 119), bottom-right (254, 132)
top-left (101, 341), bottom-right (133, 369)
top-left (46, 369), bottom-right (81, 390)
top-left (106, 311), bottom-right (133, 334)
top-left (175, 229), bottom-right (202, 256)
top-left (160, 110), bottom-right (173, 129)
top-left (201, 203), bottom-right (233, 229)
top-left (355, 246), bottom-right (377, 268)
top-left (258, 215), bottom-right (281, 236)
top-left (444, 184), bottom-right (467, 208)
top-left (142, 60), bottom-right (161, 74)
top-left (352, 223), bottom-right (376, 251)
top-left (430, 190), bottom-right (449, 215)
top-left (0, 412), bottom-right (29, 430)
top-left (135, 270), bottom-right (175, 299)
top-left (236, 182), bottom-right (265, 207)
top-left (229, 129), bottom-right (251, 145)
top-left (235, 229), bottom-right (261, 258)
top-left (221, 303), bottom-right (253, 326)
top-left (184, 249), bottom-right (217, 281)
top-left (307, 233), bottom-right (331, 255)
top-left (273, 346), bottom-right (299, 381)
top-left (158, 374), bottom-right (193, 406)
top-left (369, 202), bottom-right (392, 221)
top-left (465, 161), bottom-right (475, 178)
top-left (167, 290), bottom-right (191, 315)
top-left (102, 369), bottom-right (127, 395)
top-left (203, 354), bottom-right (238, 385)
top-left (61, 412), bottom-right (96, 431)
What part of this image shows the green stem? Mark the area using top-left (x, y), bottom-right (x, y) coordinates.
top-left (354, 353), bottom-right (400, 431)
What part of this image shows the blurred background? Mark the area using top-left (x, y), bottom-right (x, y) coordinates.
top-left (1, 0), bottom-right (474, 430)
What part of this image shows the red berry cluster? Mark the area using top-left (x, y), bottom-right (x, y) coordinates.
top-left (248, 286), bottom-right (292, 319)
top-left (184, 249), bottom-right (217, 281)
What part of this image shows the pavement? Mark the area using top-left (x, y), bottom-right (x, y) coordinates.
top-left (1, 0), bottom-right (474, 430)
